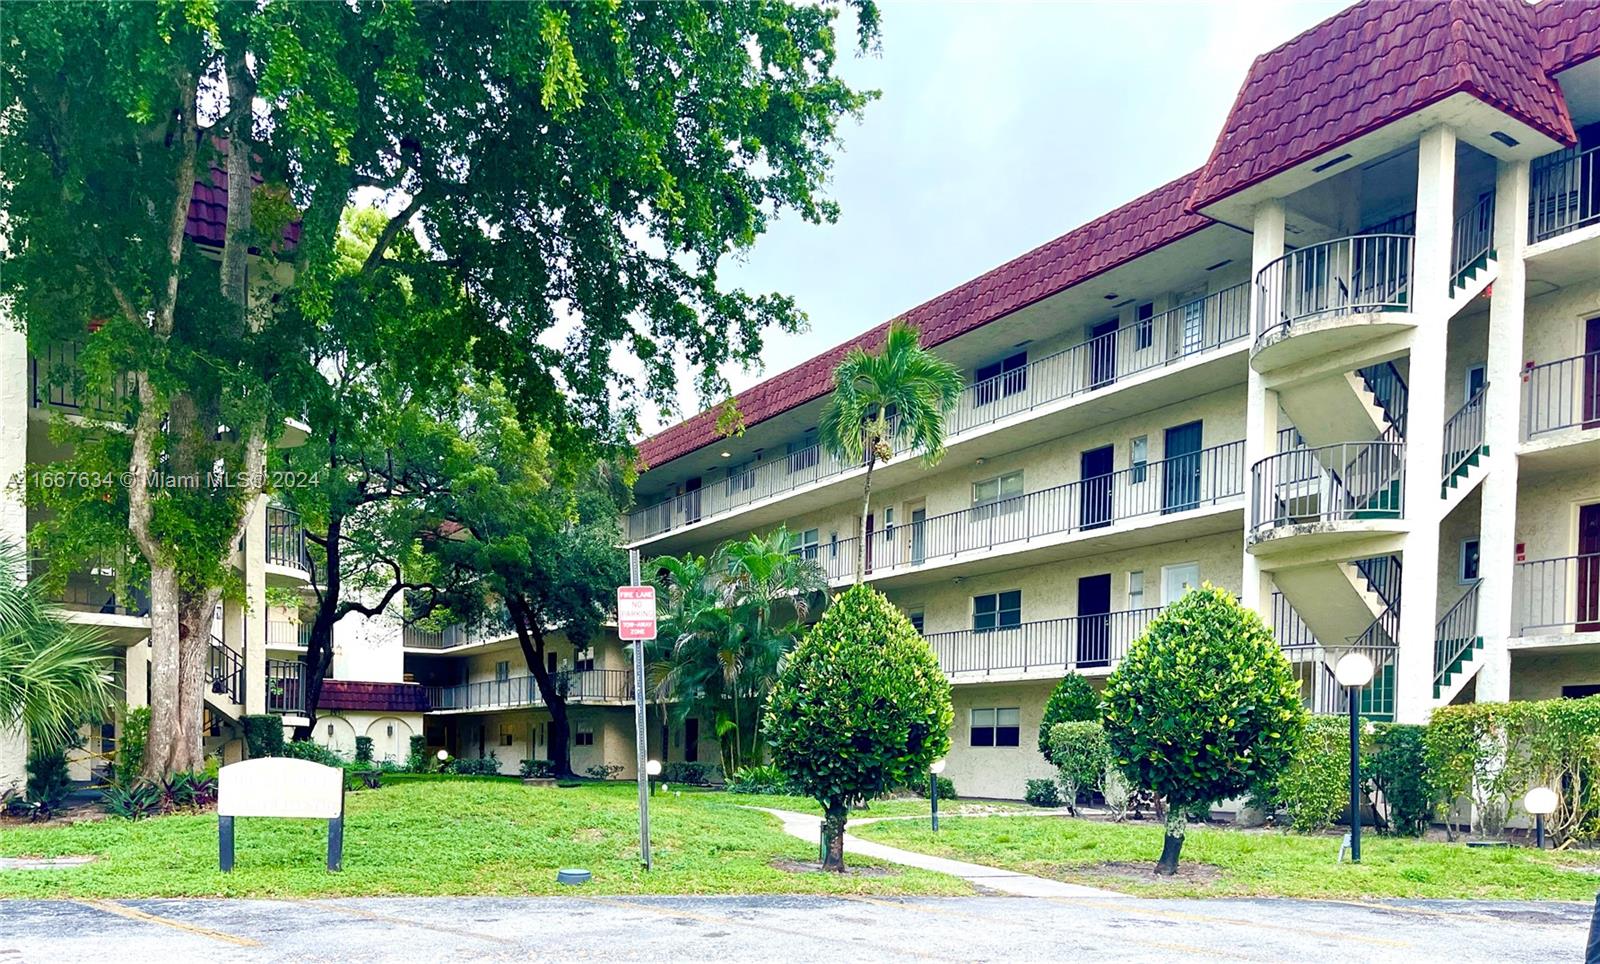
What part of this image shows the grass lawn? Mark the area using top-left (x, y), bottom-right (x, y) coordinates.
top-left (0, 779), bottom-right (968, 899)
top-left (855, 813), bottom-right (1600, 901)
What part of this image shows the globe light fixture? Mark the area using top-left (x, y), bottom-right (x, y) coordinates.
top-left (930, 758), bottom-right (947, 775)
top-left (1334, 651), bottom-right (1375, 687)
top-left (436, 749), bottom-right (449, 762)
top-left (1524, 786), bottom-right (1558, 848)
top-left (1335, 650), bottom-right (1374, 864)
top-left (646, 759), bottom-right (662, 776)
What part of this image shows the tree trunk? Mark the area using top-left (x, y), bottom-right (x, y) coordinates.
top-left (140, 566), bottom-right (183, 781)
top-left (821, 801), bottom-right (849, 871)
top-left (510, 600), bottom-right (572, 776)
top-left (855, 438), bottom-right (876, 586)
top-left (296, 511), bottom-right (344, 741)
top-left (1155, 807), bottom-right (1186, 875)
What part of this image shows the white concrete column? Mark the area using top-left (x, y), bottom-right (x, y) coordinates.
top-left (1242, 199), bottom-right (1286, 612)
top-left (1473, 159), bottom-right (1531, 704)
top-left (1394, 126), bottom-right (1457, 723)
top-left (1, 310), bottom-right (30, 790)
top-left (242, 498), bottom-right (268, 714)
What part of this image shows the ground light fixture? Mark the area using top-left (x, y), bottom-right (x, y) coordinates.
top-left (929, 758), bottom-right (947, 832)
top-left (1334, 651), bottom-right (1374, 864)
top-left (646, 759), bottom-right (662, 796)
top-left (1523, 786), bottom-right (1557, 848)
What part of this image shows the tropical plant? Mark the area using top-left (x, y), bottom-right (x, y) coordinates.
top-left (1024, 778), bottom-right (1061, 808)
top-left (354, 736), bottom-right (375, 764)
top-left (102, 781), bottom-right (164, 820)
top-left (766, 584), bottom-right (952, 870)
top-left (241, 715), bottom-right (286, 759)
top-left (519, 759), bottom-right (555, 779)
top-left (0, 541), bottom-right (114, 753)
top-left (1038, 674), bottom-right (1100, 763)
top-left (25, 742), bottom-right (76, 817)
top-left (1270, 715), bottom-right (1350, 833)
top-left (1101, 584), bottom-right (1307, 874)
top-left (817, 322), bottom-right (963, 583)
top-left (586, 764), bottom-right (624, 780)
top-left (726, 764), bottom-right (795, 795)
top-left (661, 762), bottom-right (718, 786)
top-left (113, 706), bottom-right (151, 788)
top-left (648, 527), bottom-right (827, 773)
top-left (1366, 723), bottom-right (1436, 837)
top-left (1049, 721), bottom-right (1110, 816)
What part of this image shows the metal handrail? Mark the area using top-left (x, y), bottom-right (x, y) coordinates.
top-left (28, 340), bottom-right (138, 419)
top-left (1271, 592), bottom-right (1319, 649)
top-left (1441, 384), bottom-right (1488, 484)
top-left (265, 507), bottom-right (309, 571)
top-left (207, 637), bottom-right (244, 704)
top-left (1450, 191), bottom-right (1495, 287)
top-left (1356, 361), bottom-right (1408, 436)
top-left (1352, 555), bottom-right (1402, 610)
top-left (424, 668), bottom-right (635, 712)
top-left (1530, 144), bottom-right (1599, 243)
top-left (1523, 350), bottom-right (1600, 439)
top-left (266, 658), bottom-right (305, 714)
top-left (627, 282), bottom-right (1252, 541)
top-left (1254, 234), bottom-right (1414, 347)
top-left (922, 607), bottom-right (1164, 676)
top-left (1514, 553), bottom-right (1600, 635)
top-left (814, 439), bottom-right (1246, 582)
top-left (1250, 440), bottom-right (1406, 534)
top-left (266, 619), bottom-right (304, 648)
top-left (1434, 580), bottom-right (1482, 686)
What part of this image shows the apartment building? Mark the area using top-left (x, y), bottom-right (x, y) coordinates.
top-left (622, 0), bottom-right (1600, 799)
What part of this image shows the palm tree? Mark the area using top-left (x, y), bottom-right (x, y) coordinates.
top-left (0, 541), bottom-right (115, 754)
top-left (818, 321), bottom-right (963, 584)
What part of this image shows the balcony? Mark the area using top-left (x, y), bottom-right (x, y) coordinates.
top-left (265, 506), bottom-right (311, 578)
top-left (810, 440), bottom-right (1245, 585)
top-left (1515, 554), bottom-right (1600, 639)
top-left (424, 668), bottom-right (634, 713)
top-left (1249, 439), bottom-right (1406, 554)
top-left (1252, 234), bottom-right (1414, 371)
top-left (266, 657), bottom-right (306, 714)
top-left (628, 283), bottom-right (1251, 544)
top-left (1273, 593), bottom-right (1396, 721)
top-left (1522, 350), bottom-right (1600, 472)
top-left (28, 341), bottom-right (137, 420)
top-left (1530, 145), bottom-right (1598, 245)
top-left (267, 619), bottom-right (309, 648)
top-left (924, 607), bottom-right (1161, 679)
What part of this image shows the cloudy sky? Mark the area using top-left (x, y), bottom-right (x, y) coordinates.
top-left (644, 0), bottom-right (1348, 432)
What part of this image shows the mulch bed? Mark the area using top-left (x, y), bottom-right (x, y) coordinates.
top-left (770, 857), bottom-right (899, 877)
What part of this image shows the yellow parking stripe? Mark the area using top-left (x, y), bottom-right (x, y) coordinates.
top-left (76, 899), bottom-right (261, 947)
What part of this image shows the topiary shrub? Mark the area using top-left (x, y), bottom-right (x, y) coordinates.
top-left (242, 715), bottom-right (285, 758)
top-left (1367, 723), bottom-right (1435, 837)
top-left (1273, 715), bottom-right (1350, 833)
top-left (1101, 584), bottom-right (1306, 874)
top-left (1038, 674), bottom-right (1099, 763)
top-left (1049, 720), bottom-right (1109, 816)
top-left (407, 735), bottom-right (428, 772)
top-left (767, 584), bottom-right (953, 870)
top-left (354, 736), bottom-right (374, 764)
top-left (1024, 778), bottom-right (1061, 808)
top-left (520, 758), bottom-right (555, 779)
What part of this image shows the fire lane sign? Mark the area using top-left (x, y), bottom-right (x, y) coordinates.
top-left (617, 585), bottom-right (657, 640)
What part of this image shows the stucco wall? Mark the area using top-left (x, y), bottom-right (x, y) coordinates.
top-left (1510, 651), bottom-right (1600, 701)
top-left (944, 678), bottom-right (1061, 800)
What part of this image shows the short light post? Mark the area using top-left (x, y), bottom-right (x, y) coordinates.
top-left (929, 758), bottom-right (947, 832)
top-left (436, 748), bottom-right (450, 772)
top-left (1335, 651), bottom-right (1374, 864)
top-left (1523, 786), bottom-right (1557, 849)
top-left (646, 759), bottom-right (662, 797)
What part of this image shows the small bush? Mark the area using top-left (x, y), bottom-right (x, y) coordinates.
top-left (102, 781), bottom-right (163, 820)
top-left (661, 761), bottom-right (716, 786)
top-left (242, 715), bottom-right (286, 758)
top-left (282, 739), bottom-right (345, 767)
top-left (726, 764), bottom-right (794, 794)
top-left (164, 769), bottom-right (219, 809)
top-left (1038, 674), bottom-right (1100, 763)
top-left (354, 736), bottom-right (374, 764)
top-left (585, 763), bottom-right (624, 780)
top-left (406, 735), bottom-right (428, 772)
top-left (1049, 721), bottom-right (1109, 815)
top-left (1273, 715), bottom-right (1350, 833)
top-left (25, 745), bottom-right (74, 815)
top-left (520, 758), bottom-right (556, 779)
top-left (1102, 765), bottom-right (1132, 821)
top-left (1024, 778), bottom-right (1062, 808)
top-left (114, 706), bottom-right (151, 787)
top-left (907, 774), bottom-right (956, 800)
top-left (1367, 723), bottom-right (1435, 836)
top-left (449, 755), bottom-right (501, 776)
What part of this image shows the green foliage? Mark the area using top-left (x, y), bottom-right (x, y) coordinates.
top-left (407, 735), bottom-right (429, 773)
top-left (585, 764), bottom-right (624, 781)
top-left (907, 775), bottom-right (957, 800)
top-left (114, 706), bottom-right (151, 789)
top-left (767, 584), bottom-right (953, 866)
top-left (242, 716), bottom-right (286, 759)
top-left (1049, 721), bottom-right (1110, 815)
top-left (282, 740), bottom-right (346, 768)
top-left (1038, 674), bottom-right (1100, 763)
top-left (661, 762), bottom-right (717, 786)
top-left (1270, 716), bottom-right (1350, 833)
top-left (726, 764), bottom-right (796, 795)
top-left (519, 758), bottom-right (555, 779)
top-left (163, 769), bottom-right (219, 810)
top-left (25, 744), bottom-right (74, 815)
top-left (1366, 723), bottom-right (1435, 837)
top-left (1101, 585), bottom-right (1306, 869)
top-left (1024, 778), bottom-right (1061, 808)
top-left (447, 755), bottom-right (501, 777)
top-left (101, 782), bottom-right (164, 821)
top-left (354, 736), bottom-right (374, 764)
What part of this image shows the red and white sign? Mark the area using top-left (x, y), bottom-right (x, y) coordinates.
top-left (617, 585), bottom-right (657, 640)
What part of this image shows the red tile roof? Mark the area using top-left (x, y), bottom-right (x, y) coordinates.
top-left (1535, 0), bottom-right (1600, 72)
top-left (636, 172), bottom-right (1215, 470)
top-left (319, 680), bottom-right (430, 713)
top-left (1189, 0), bottom-right (1575, 212)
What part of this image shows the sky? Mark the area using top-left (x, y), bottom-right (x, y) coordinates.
top-left (643, 0), bottom-right (1350, 433)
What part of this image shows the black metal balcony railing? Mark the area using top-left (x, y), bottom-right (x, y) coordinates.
top-left (424, 668), bottom-right (633, 712)
top-left (1435, 580), bottom-right (1482, 690)
top-left (1441, 383), bottom-right (1487, 485)
top-left (1450, 191), bottom-right (1495, 288)
top-left (207, 637), bottom-right (244, 705)
top-left (627, 283), bottom-right (1252, 542)
top-left (1530, 144), bottom-right (1599, 244)
top-left (265, 507), bottom-right (309, 571)
top-left (812, 439), bottom-right (1245, 582)
top-left (1250, 439), bottom-right (1405, 536)
top-left (28, 341), bottom-right (137, 419)
top-left (923, 607), bottom-right (1163, 676)
top-left (1515, 553), bottom-right (1600, 636)
top-left (30, 561), bottom-right (150, 617)
top-left (1523, 351), bottom-right (1600, 439)
top-left (266, 658), bottom-right (305, 714)
top-left (1254, 234), bottom-right (1414, 348)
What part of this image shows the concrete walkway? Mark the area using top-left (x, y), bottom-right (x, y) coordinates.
top-left (754, 807), bottom-right (1118, 897)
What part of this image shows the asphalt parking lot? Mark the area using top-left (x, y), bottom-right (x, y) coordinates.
top-left (0, 893), bottom-right (1592, 962)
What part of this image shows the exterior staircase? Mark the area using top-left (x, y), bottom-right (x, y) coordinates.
top-left (206, 636), bottom-right (245, 721)
top-left (1447, 192), bottom-right (1498, 313)
top-left (1441, 384), bottom-right (1489, 507)
top-left (1434, 580), bottom-right (1484, 702)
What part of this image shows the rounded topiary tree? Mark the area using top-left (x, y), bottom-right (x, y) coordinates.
top-left (1038, 673), bottom-right (1100, 763)
top-left (1101, 584), bottom-right (1306, 875)
top-left (766, 584), bottom-right (953, 870)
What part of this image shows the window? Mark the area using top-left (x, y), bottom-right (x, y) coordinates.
top-left (685, 718), bottom-right (699, 763)
top-left (499, 723), bottom-right (515, 748)
top-left (1135, 302), bottom-right (1155, 350)
top-left (494, 660), bottom-right (510, 682)
top-left (573, 648), bottom-right (595, 673)
top-left (1128, 570), bottom-right (1145, 610)
top-left (972, 472), bottom-right (1023, 520)
top-left (1162, 563), bottom-right (1200, 604)
top-left (974, 351), bottom-right (1028, 407)
top-left (787, 432), bottom-right (819, 474)
top-left (1130, 435), bottom-right (1149, 483)
top-left (574, 729), bottom-right (595, 747)
top-left (970, 707), bottom-right (1021, 747)
top-left (1459, 538), bottom-right (1481, 583)
top-left (973, 590), bottom-right (1022, 632)
top-left (797, 527), bottom-right (820, 561)
top-left (908, 609), bottom-right (925, 634)
top-left (1465, 364), bottom-right (1486, 402)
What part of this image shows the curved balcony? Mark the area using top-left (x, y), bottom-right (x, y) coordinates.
top-left (265, 506), bottom-right (312, 583)
top-left (1249, 439), bottom-right (1406, 554)
top-left (1252, 234), bottom-right (1414, 372)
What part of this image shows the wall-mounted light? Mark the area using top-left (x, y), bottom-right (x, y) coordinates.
top-left (719, 451), bottom-right (731, 458)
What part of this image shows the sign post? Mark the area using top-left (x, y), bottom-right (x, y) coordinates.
top-left (618, 552), bottom-right (657, 869)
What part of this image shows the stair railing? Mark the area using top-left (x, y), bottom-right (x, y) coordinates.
top-left (1356, 361), bottom-right (1408, 436)
top-left (207, 636), bottom-right (244, 705)
top-left (1434, 580), bottom-right (1483, 688)
top-left (1441, 383), bottom-right (1488, 486)
top-left (1450, 191), bottom-right (1496, 289)
top-left (1352, 555), bottom-right (1402, 610)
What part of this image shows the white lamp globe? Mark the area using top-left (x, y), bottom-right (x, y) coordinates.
top-left (646, 759), bottom-right (662, 777)
top-left (929, 758), bottom-right (947, 775)
top-left (1523, 786), bottom-right (1558, 816)
top-left (1335, 651), bottom-right (1375, 688)
top-left (436, 749), bottom-right (450, 762)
